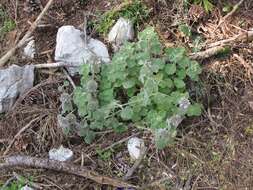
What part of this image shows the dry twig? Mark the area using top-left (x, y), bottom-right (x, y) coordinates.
top-left (0, 0), bottom-right (54, 67)
top-left (214, 0), bottom-right (245, 32)
top-left (190, 30), bottom-right (253, 60)
top-left (189, 46), bottom-right (229, 60)
top-left (0, 156), bottom-right (137, 188)
top-left (3, 117), bottom-right (39, 156)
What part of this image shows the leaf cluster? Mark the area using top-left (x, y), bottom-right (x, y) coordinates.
top-left (64, 27), bottom-right (202, 148)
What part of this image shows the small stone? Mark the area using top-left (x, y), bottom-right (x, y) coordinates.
top-left (49, 145), bottom-right (73, 162)
top-left (127, 137), bottom-right (145, 160)
top-left (108, 18), bottom-right (134, 51)
top-left (0, 65), bottom-right (34, 113)
top-left (21, 185), bottom-right (34, 190)
top-left (23, 39), bottom-right (36, 59)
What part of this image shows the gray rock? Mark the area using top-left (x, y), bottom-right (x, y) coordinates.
top-left (49, 145), bottom-right (73, 162)
top-left (55, 25), bottom-right (110, 75)
top-left (127, 137), bottom-right (145, 160)
top-left (21, 185), bottom-right (34, 190)
top-left (23, 39), bottom-right (36, 59)
top-left (0, 65), bottom-right (34, 113)
top-left (108, 18), bottom-right (134, 51)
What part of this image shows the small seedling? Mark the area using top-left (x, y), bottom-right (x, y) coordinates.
top-left (95, 0), bottom-right (149, 35)
top-left (0, 7), bottom-right (16, 38)
top-left (186, 0), bottom-right (213, 12)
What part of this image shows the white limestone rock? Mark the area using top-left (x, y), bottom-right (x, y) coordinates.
top-left (49, 145), bottom-right (73, 162)
top-left (23, 39), bottom-right (36, 59)
top-left (55, 25), bottom-right (110, 75)
top-left (21, 185), bottom-right (34, 190)
top-left (127, 137), bottom-right (145, 160)
top-left (0, 65), bottom-right (34, 113)
top-left (108, 18), bottom-right (134, 51)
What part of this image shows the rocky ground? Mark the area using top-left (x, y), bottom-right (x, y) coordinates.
top-left (0, 0), bottom-right (253, 189)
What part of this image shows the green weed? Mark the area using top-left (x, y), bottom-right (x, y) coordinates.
top-left (0, 6), bottom-right (16, 38)
top-left (95, 0), bottom-right (149, 35)
top-left (59, 27), bottom-right (202, 149)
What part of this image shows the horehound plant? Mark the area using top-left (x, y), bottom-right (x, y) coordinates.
top-left (59, 27), bottom-right (202, 149)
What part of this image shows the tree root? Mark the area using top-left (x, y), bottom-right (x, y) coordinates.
top-left (0, 155), bottom-right (137, 188)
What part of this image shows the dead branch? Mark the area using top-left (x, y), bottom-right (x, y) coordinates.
top-left (190, 30), bottom-right (253, 60)
top-left (62, 68), bottom-right (76, 89)
top-left (0, 0), bottom-right (54, 67)
top-left (34, 62), bottom-right (74, 69)
top-left (0, 155), bottom-right (137, 188)
top-left (214, 0), bottom-right (245, 32)
top-left (207, 30), bottom-right (253, 48)
top-left (3, 117), bottom-right (39, 156)
top-left (189, 46), bottom-right (229, 60)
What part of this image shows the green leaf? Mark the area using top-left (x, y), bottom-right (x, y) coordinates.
top-left (165, 47), bottom-right (186, 63)
top-left (186, 61), bottom-right (202, 81)
top-left (174, 78), bottom-right (185, 89)
top-left (73, 87), bottom-right (88, 116)
top-left (147, 110), bottom-right (167, 129)
top-left (165, 64), bottom-right (177, 75)
top-left (83, 130), bottom-right (96, 144)
top-left (203, 0), bottom-right (213, 12)
top-left (86, 80), bottom-right (98, 93)
top-left (127, 87), bottom-right (137, 97)
top-left (179, 24), bottom-right (191, 37)
top-left (60, 93), bottom-right (73, 114)
top-left (152, 58), bottom-right (165, 70)
top-left (123, 78), bottom-right (136, 89)
top-left (144, 78), bottom-right (158, 95)
top-left (154, 127), bottom-right (177, 149)
top-left (120, 106), bottom-right (134, 120)
top-left (99, 89), bottom-right (114, 105)
top-left (139, 65), bottom-right (152, 83)
top-left (178, 56), bottom-right (190, 68)
top-left (186, 103), bottom-right (202, 116)
top-left (90, 121), bottom-right (104, 130)
top-left (176, 69), bottom-right (186, 79)
top-left (80, 64), bottom-right (90, 85)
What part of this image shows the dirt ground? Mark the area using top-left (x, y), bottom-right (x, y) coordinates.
top-left (0, 0), bottom-right (253, 189)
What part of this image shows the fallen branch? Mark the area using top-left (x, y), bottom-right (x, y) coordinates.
top-left (0, 0), bottom-right (54, 67)
top-left (0, 156), bottom-right (136, 188)
top-left (207, 30), bottom-right (253, 48)
top-left (34, 62), bottom-right (72, 69)
top-left (190, 30), bottom-right (253, 60)
top-left (3, 117), bottom-right (39, 156)
top-left (189, 46), bottom-right (229, 60)
top-left (214, 0), bottom-right (245, 32)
